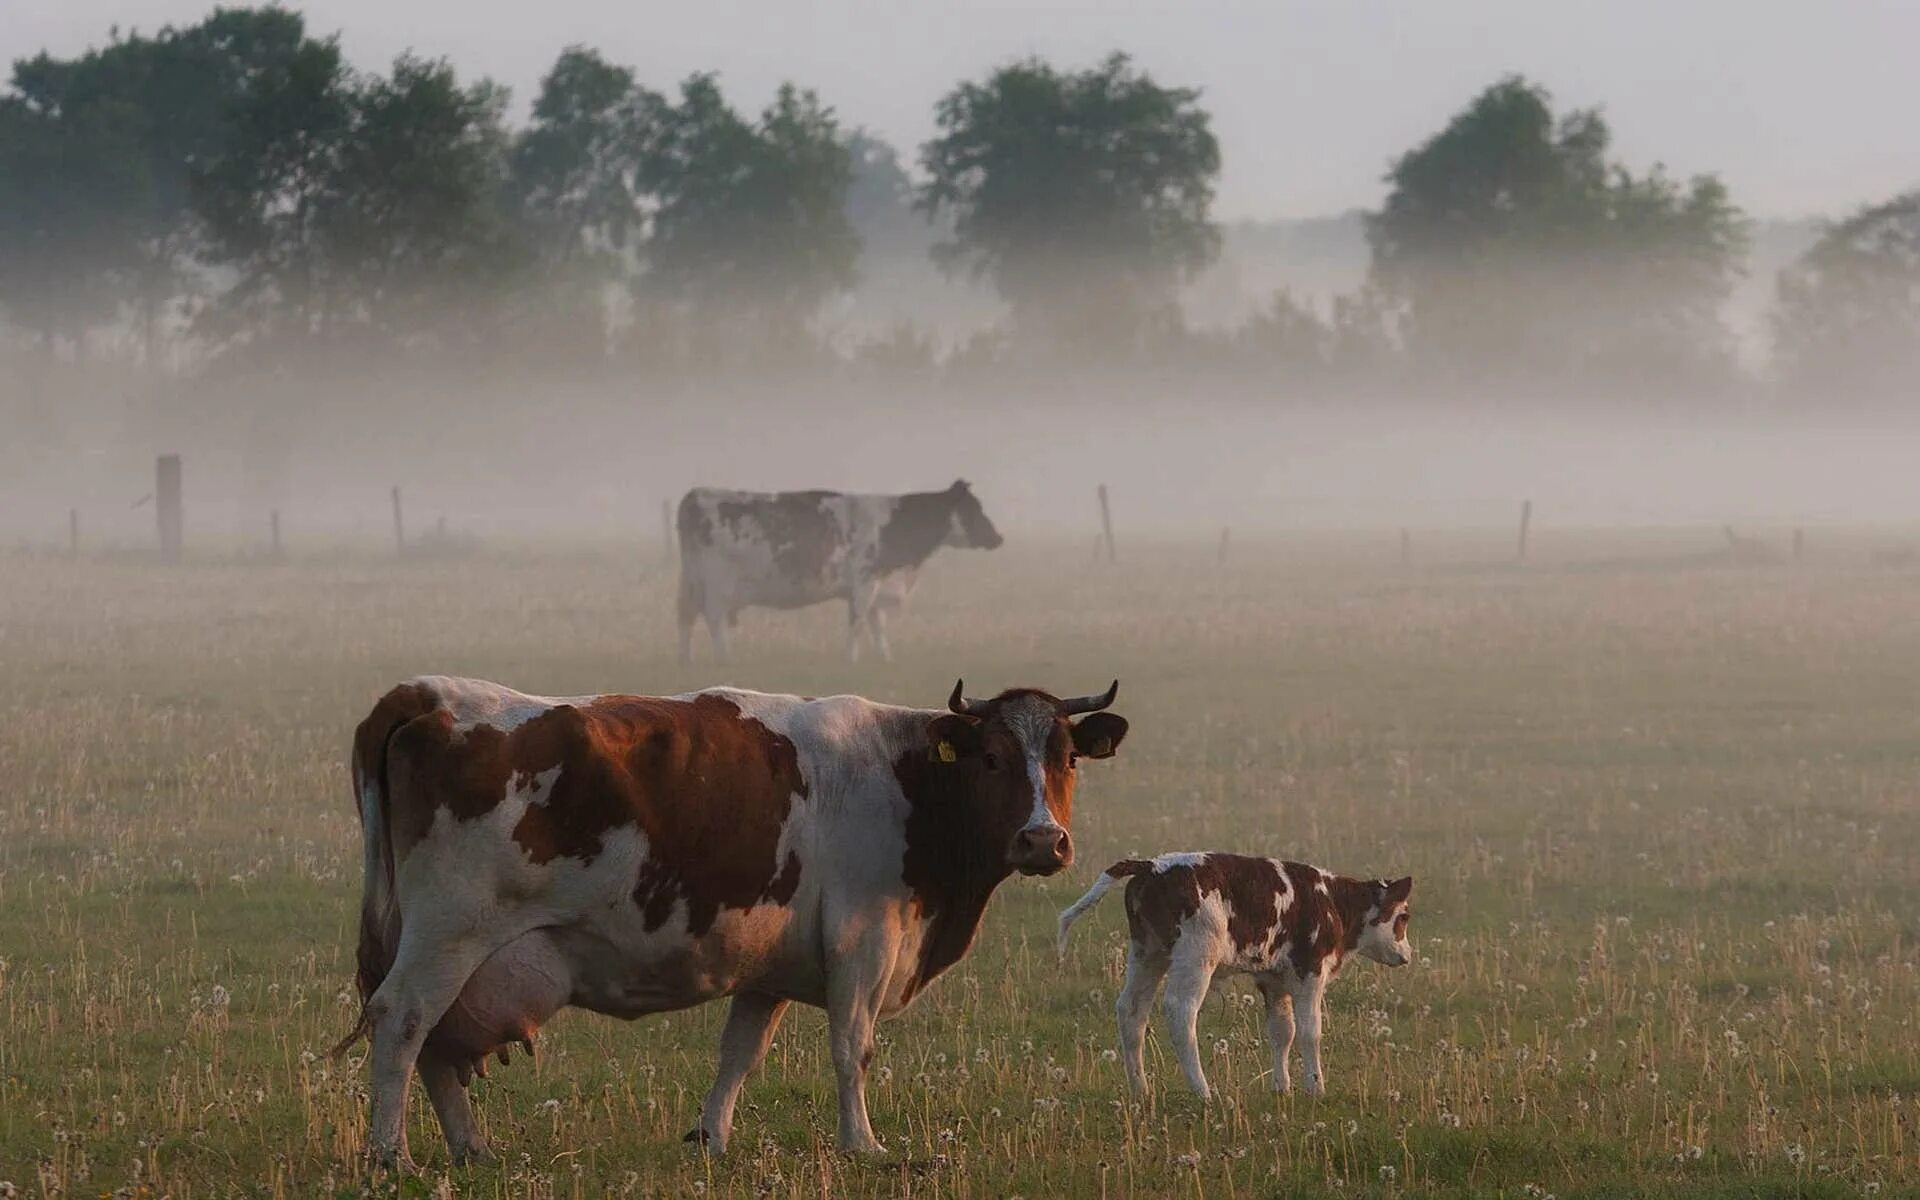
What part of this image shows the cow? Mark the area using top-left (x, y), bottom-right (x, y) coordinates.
top-left (675, 480), bottom-right (1004, 663)
top-left (1056, 853), bottom-right (1413, 1100)
top-left (335, 673), bottom-right (1128, 1167)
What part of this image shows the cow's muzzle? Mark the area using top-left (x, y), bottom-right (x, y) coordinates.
top-left (1009, 826), bottom-right (1071, 875)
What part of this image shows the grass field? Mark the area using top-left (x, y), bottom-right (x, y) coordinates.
top-left (3, 534), bottom-right (1917, 1198)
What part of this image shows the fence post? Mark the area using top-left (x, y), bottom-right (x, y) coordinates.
top-left (1516, 499), bottom-right (1532, 562)
top-left (156, 454), bottom-right (183, 562)
top-left (391, 486), bottom-right (405, 556)
top-left (70, 508), bottom-right (80, 559)
top-left (1097, 484), bottom-right (1115, 563)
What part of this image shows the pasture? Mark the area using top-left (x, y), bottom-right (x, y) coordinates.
top-left (2, 533), bottom-right (1916, 1198)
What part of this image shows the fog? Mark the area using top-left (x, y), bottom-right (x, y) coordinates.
top-left (8, 359), bottom-right (1918, 554)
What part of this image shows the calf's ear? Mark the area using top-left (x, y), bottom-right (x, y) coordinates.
top-left (1384, 876), bottom-right (1414, 903)
top-left (927, 714), bottom-right (984, 762)
top-left (1071, 712), bottom-right (1129, 759)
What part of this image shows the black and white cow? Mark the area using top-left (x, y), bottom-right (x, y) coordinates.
top-left (336, 674), bottom-right (1128, 1165)
top-left (675, 481), bottom-right (1003, 662)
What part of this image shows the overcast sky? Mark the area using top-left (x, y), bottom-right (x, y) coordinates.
top-left (8, 0), bottom-right (1916, 220)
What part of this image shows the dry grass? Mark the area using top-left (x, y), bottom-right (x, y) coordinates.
top-left (1, 537), bottom-right (1916, 1198)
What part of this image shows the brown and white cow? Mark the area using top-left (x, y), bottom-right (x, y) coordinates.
top-left (1056, 853), bottom-right (1413, 1100)
top-left (336, 674), bottom-right (1128, 1166)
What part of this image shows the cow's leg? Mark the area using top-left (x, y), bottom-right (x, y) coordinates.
top-left (866, 602), bottom-right (893, 663)
top-left (703, 596), bottom-right (732, 663)
top-left (365, 937), bottom-right (495, 1169)
top-left (418, 1047), bottom-right (490, 1164)
top-left (1256, 975), bottom-right (1295, 1093)
top-left (825, 958), bottom-right (887, 1153)
top-left (688, 991), bottom-right (789, 1153)
top-left (676, 574), bottom-right (699, 664)
top-left (844, 593), bottom-right (865, 663)
top-left (1116, 947), bottom-right (1168, 1095)
top-left (1162, 947), bottom-right (1218, 1101)
top-left (1293, 977), bottom-right (1327, 1094)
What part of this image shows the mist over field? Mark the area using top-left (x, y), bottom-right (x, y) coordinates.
top-left (4, 6), bottom-right (1920, 1198)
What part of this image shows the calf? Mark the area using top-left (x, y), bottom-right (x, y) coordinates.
top-left (1057, 853), bottom-right (1412, 1099)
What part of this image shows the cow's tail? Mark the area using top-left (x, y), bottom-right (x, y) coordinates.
top-left (1056, 859), bottom-right (1152, 959)
top-left (329, 681), bottom-right (439, 1058)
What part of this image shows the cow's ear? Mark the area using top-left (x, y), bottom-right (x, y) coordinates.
top-left (1071, 712), bottom-right (1128, 760)
top-left (1383, 876), bottom-right (1413, 903)
top-left (927, 714), bottom-right (984, 763)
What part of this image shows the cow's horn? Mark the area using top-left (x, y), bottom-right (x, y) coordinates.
top-left (1060, 680), bottom-right (1119, 715)
top-left (948, 679), bottom-right (989, 717)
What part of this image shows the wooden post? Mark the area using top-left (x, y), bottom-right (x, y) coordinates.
top-left (270, 509), bottom-right (282, 559)
top-left (69, 508), bottom-right (80, 558)
top-left (1097, 484), bottom-right (1115, 563)
top-left (661, 499), bottom-right (675, 566)
top-left (391, 485), bottom-right (405, 556)
top-left (1792, 528), bottom-right (1804, 562)
top-left (1400, 527), bottom-right (1411, 566)
top-left (1516, 499), bottom-right (1532, 562)
top-left (156, 454), bottom-right (183, 562)
top-left (1216, 527), bottom-right (1230, 566)
top-left (436, 515), bottom-right (447, 541)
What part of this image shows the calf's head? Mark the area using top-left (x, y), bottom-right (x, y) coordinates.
top-left (925, 679), bottom-right (1128, 876)
top-left (1356, 876), bottom-right (1416, 966)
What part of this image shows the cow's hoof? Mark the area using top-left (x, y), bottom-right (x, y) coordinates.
top-left (837, 1137), bottom-right (887, 1158)
top-left (449, 1143), bottom-right (495, 1167)
top-left (367, 1145), bottom-right (416, 1173)
top-left (683, 1127), bottom-right (724, 1154)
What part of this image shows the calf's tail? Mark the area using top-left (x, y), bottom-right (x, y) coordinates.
top-left (1056, 859), bottom-right (1152, 959)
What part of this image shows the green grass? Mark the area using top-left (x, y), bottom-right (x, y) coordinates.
top-left (2, 539), bottom-right (1917, 1197)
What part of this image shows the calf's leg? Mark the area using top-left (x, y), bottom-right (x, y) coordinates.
top-left (1293, 978), bottom-right (1327, 1094)
top-left (1256, 975), bottom-right (1295, 1093)
top-left (1115, 948), bottom-right (1168, 1094)
top-left (1162, 949), bottom-right (1218, 1101)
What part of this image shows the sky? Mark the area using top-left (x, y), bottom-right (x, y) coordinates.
top-left (7, 0), bottom-right (1917, 221)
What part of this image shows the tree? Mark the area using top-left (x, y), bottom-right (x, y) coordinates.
top-left (0, 8), bottom-right (319, 359)
top-left (1368, 76), bottom-right (1748, 392)
top-left (508, 47), bottom-right (644, 269)
top-left (321, 55), bottom-right (515, 343)
top-left (1773, 192), bottom-right (1920, 404)
top-left (917, 53), bottom-right (1220, 349)
top-left (0, 87), bottom-right (149, 350)
top-left (627, 75), bottom-right (858, 361)
top-left (193, 48), bottom-right (514, 355)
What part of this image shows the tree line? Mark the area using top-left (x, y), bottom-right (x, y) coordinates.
top-left (1, 6), bottom-right (1914, 402)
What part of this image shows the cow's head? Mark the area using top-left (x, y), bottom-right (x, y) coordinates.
top-left (1356, 876), bottom-right (1415, 966)
top-left (942, 480), bottom-right (1004, 550)
top-left (925, 680), bottom-right (1128, 875)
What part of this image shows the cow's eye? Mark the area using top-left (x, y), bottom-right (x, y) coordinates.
top-left (982, 753), bottom-right (1000, 772)
top-left (1067, 752), bottom-right (1080, 769)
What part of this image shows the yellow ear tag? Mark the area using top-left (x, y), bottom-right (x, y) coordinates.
top-left (935, 741), bottom-right (958, 764)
